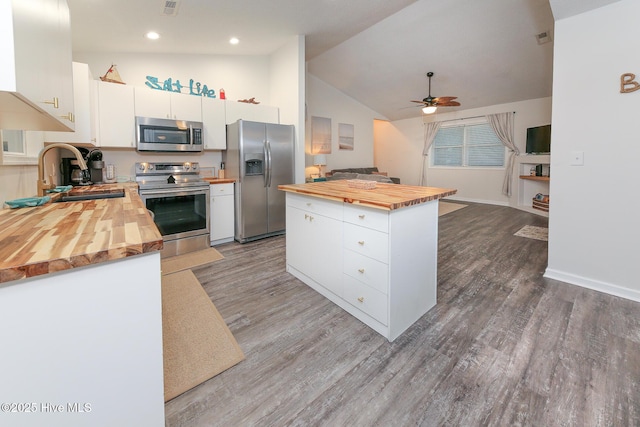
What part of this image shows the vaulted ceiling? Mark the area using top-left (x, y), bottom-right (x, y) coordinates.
top-left (67, 0), bottom-right (621, 121)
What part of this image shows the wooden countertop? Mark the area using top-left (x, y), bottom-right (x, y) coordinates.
top-left (0, 183), bottom-right (162, 284)
top-left (278, 181), bottom-right (457, 210)
top-left (202, 177), bottom-right (235, 185)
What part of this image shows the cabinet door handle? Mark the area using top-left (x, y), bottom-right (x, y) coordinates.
top-left (357, 297), bottom-right (364, 303)
top-left (59, 112), bottom-right (74, 122)
top-left (358, 240), bottom-right (365, 245)
top-left (358, 268), bottom-right (365, 273)
top-left (358, 214), bottom-right (365, 219)
top-left (43, 97), bottom-right (59, 109)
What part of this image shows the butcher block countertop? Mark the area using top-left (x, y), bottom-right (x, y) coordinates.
top-left (278, 181), bottom-right (457, 210)
top-left (202, 177), bottom-right (235, 185)
top-left (0, 183), bottom-right (162, 284)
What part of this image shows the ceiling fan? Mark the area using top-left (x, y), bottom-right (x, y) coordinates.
top-left (411, 72), bottom-right (460, 114)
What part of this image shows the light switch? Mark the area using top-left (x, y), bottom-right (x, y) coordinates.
top-left (570, 151), bottom-right (584, 166)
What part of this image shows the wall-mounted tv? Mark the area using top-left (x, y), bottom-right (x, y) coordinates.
top-left (526, 124), bottom-right (551, 154)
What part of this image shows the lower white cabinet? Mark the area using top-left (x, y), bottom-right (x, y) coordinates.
top-left (210, 183), bottom-right (235, 245)
top-left (285, 192), bottom-right (439, 342)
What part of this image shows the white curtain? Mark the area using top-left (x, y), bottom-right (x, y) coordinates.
top-left (419, 121), bottom-right (442, 186)
top-left (486, 112), bottom-right (518, 196)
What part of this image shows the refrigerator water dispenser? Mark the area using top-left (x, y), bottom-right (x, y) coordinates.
top-left (244, 156), bottom-right (264, 176)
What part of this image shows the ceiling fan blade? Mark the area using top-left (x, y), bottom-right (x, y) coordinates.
top-left (433, 96), bottom-right (458, 102)
top-left (410, 100), bottom-right (427, 104)
top-left (436, 101), bottom-right (461, 107)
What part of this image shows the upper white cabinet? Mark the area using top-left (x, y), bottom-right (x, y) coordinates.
top-left (225, 101), bottom-right (279, 125)
top-left (134, 88), bottom-right (202, 122)
top-left (202, 98), bottom-right (226, 150)
top-left (97, 81), bottom-right (136, 148)
top-left (0, 0), bottom-right (74, 132)
top-left (44, 62), bottom-right (98, 145)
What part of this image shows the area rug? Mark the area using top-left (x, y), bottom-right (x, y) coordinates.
top-left (439, 201), bottom-right (468, 216)
top-left (514, 225), bottom-right (548, 241)
top-left (161, 247), bottom-right (224, 275)
top-left (162, 269), bottom-right (245, 402)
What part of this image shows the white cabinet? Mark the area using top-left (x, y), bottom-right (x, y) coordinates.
top-left (0, 0), bottom-right (74, 132)
top-left (286, 194), bottom-right (343, 297)
top-left (134, 88), bottom-right (202, 122)
top-left (202, 98), bottom-right (226, 149)
top-left (225, 101), bottom-right (279, 124)
top-left (210, 183), bottom-right (235, 245)
top-left (97, 81), bottom-right (136, 148)
top-left (285, 192), bottom-right (440, 342)
top-left (44, 62), bottom-right (98, 145)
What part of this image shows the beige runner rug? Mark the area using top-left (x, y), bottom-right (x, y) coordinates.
top-left (162, 269), bottom-right (245, 401)
top-left (439, 201), bottom-right (468, 216)
top-left (161, 247), bottom-right (224, 275)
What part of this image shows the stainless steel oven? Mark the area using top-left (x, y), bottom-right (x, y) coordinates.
top-left (136, 162), bottom-right (210, 257)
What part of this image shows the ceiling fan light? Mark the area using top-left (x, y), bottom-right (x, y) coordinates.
top-left (422, 105), bottom-right (437, 114)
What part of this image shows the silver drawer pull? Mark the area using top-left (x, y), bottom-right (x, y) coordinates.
top-left (358, 214), bottom-right (365, 219)
top-left (304, 214), bottom-right (314, 221)
top-left (357, 297), bottom-right (364, 303)
top-left (358, 240), bottom-right (365, 245)
top-left (306, 202), bottom-right (312, 206)
top-left (358, 268), bottom-right (365, 273)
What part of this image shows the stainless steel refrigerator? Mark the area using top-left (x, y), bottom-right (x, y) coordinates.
top-left (224, 120), bottom-right (295, 243)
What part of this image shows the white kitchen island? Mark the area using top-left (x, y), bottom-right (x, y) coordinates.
top-left (279, 181), bottom-right (456, 342)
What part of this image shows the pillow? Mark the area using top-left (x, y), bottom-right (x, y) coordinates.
top-left (326, 172), bottom-right (358, 180)
top-left (355, 173), bottom-right (394, 183)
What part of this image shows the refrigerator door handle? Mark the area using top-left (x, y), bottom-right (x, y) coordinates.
top-left (265, 140), bottom-right (272, 187)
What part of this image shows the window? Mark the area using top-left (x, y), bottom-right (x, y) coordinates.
top-left (432, 122), bottom-right (505, 168)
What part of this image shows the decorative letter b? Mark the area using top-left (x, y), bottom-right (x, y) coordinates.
top-left (620, 73), bottom-right (640, 93)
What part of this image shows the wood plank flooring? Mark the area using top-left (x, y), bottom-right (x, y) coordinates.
top-left (164, 202), bottom-right (640, 426)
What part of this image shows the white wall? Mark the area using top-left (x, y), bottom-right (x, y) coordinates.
top-left (375, 97), bottom-right (552, 204)
top-left (74, 52), bottom-right (272, 104)
top-left (270, 36), bottom-right (306, 183)
top-left (305, 74), bottom-right (382, 177)
top-left (546, 0), bottom-right (640, 301)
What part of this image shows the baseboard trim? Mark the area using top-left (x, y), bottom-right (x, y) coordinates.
top-left (544, 268), bottom-right (640, 303)
top-left (443, 196), bottom-right (509, 207)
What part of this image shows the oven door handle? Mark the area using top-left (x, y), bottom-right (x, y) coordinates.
top-left (140, 187), bottom-right (209, 197)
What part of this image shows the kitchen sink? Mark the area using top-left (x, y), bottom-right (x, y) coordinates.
top-left (55, 189), bottom-right (125, 202)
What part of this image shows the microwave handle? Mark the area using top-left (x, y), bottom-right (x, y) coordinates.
top-left (189, 125), bottom-right (193, 145)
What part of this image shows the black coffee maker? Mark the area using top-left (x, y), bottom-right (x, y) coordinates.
top-left (61, 147), bottom-right (92, 186)
top-left (88, 149), bottom-right (104, 184)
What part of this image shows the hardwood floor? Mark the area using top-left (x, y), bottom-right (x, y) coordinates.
top-left (164, 202), bottom-right (640, 426)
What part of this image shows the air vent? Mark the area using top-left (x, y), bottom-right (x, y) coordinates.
top-left (161, 0), bottom-right (181, 16)
top-left (536, 30), bottom-right (552, 45)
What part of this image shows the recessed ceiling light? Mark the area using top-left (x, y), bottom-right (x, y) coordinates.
top-left (146, 31), bottom-right (160, 40)
top-left (229, 37), bottom-right (239, 45)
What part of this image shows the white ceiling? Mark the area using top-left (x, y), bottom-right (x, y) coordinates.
top-left (66, 0), bottom-right (620, 121)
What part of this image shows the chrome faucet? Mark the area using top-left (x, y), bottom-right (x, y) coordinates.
top-left (37, 143), bottom-right (89, 196)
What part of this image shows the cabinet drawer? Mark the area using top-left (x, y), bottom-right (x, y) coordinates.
top-left (343, 250), bottom-right (388, 295)
top-left (210, 182), bottom-right (234, 196)
top-left (343, 204), bottom-right (388, 232)
top-left (343, 275), bottom-right (388, 325)
top-left (343, 223), bottom-right (389, 263)
top-left (286, 193), bottom-right (342, 220)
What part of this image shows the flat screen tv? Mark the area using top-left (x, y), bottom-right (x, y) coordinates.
top-left (526, 124), bottom-right (551, 154)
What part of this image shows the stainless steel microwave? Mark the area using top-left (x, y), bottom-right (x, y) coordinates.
top-left (135, 117), bottom-right (203, 152)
